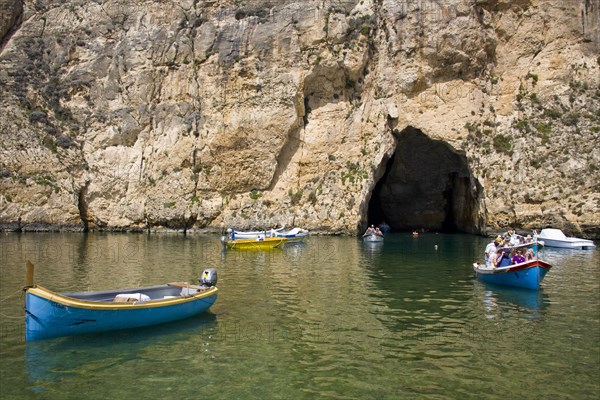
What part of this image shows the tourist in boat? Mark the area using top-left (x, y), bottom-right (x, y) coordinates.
top-left (363, 225), bottom-right (376, 237)
top-left (504, 230), bottom-right (521, 245)
top-left (493, 246), bottom-right (512, 268)
top-left (526, 248), bottom-right (535, 260)
top-left (374, 226), bottom-right (383, 236)
top-left (378, 221), bottom-right (391, 233)
top-left (485, 237), bottom-right (502, 268)
top-left (512, 249), bottom-right (526, 264)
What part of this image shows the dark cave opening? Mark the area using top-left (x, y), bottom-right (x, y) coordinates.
top-left (367, 155), bottom-right (394, 230)
top-left (367, 127), bottom-right (484, 234)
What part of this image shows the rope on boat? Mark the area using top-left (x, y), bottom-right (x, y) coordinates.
top-left (0, 289), bottom-right (25, 319)
top-left (0, 288), bottom-right (22, 303)
top-left (0, 312), bottom-right (22, 319)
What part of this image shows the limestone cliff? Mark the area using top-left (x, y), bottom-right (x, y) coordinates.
top-left (1, 0), bottom-right (599, 238)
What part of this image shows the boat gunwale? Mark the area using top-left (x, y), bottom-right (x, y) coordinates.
top-left (225, 237), bottom-right (288, 249)
top-left (26, 285), bottom-right (218, 310)
top-left (473, 259), bottom-right (552, 275)
top-left (227, 237), bottom-right (288, 244)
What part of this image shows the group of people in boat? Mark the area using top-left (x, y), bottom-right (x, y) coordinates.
top-left (484, 230), bottom-right (536, 268)
top-left (362, 224), bottom-right (432, 237)
top-left (363, 225), bottom-right (384, 237)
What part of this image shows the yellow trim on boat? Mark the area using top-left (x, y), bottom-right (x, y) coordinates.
top-left (226, 237), bottom-right (288, 249)
top-left (26, 285), bottom-right (218, 310)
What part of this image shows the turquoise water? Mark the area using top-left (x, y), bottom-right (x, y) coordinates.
top-left (0, 232), bottom-right (598, 399)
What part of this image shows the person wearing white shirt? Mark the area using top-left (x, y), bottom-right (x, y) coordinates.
top-left (485, 237), bottom-right (502, 268)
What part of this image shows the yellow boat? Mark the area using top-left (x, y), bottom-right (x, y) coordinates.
top-left (224, 237), bottom-right (288, 250)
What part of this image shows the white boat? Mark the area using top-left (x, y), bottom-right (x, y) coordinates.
top-left (226, 227), bottom-right (285, 240)
top-left (536, 229), bottom-right (596, 250)
top-left (270, 227), bottom-right (309, 242)
top-left (363, 233), bottom-right (384, 242)
top-left (227, 226), bottom-right (309, 242)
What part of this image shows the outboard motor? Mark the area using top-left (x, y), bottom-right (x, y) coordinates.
top-left (199, 268), bottom-right (218, 288)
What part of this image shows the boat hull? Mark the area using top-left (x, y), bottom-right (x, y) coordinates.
top-left (225, 237), bottom-right (287, 250)
top-left (272, 232), bottom-right (308, 242)
top-left (231, 228), bottom-right (308, 242)
top-left (474, 259), bottom-right (552, 290)
top-left (537, 228), bottom-right (596, 250)
top-left (25, 285), bottom-right (217, 341)
top-left (230, 228), bottom-right (283, 240)
top-left (537, 238), bottom-right (596, 250)
top-left (363, 234), bottom-right (384, 242)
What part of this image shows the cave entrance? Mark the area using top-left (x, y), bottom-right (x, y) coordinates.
top-left (367, 127), bottom-right (484, 234)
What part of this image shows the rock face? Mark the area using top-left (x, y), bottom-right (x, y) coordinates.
top-left (0, 0), bottom-right (599, 238)
top-left (0, 0), bottom-right (22, 46)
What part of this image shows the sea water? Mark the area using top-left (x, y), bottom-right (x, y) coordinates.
top-left (0, 232), bottom-right (598, 399)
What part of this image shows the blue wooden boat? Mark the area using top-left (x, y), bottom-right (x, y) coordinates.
top-left (473, 259), bottom-right (552, 290)
top-left (23, 263), bottom-right (218, 341)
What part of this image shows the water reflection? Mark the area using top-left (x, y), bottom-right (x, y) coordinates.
top-left (540, 246), bottom-right (597, 265)
top-left (480, 286), bottom-right (548, 321)
top-left (1, 233), bottom-right (598, 399)
top-left (362, 241), bottom-right (384, 258)
top-left (25, 313), bottom-right (217, 383)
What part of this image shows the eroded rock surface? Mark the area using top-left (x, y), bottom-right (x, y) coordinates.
top-left (1, 0), bottom-right (598, 237)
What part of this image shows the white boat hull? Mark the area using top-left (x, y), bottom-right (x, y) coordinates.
top-left (228, 227), bottom-right (309, 242)
top-left (537, 238), bottom-right (596, 250)
top-left (537, 228), bottom-right (596, 250)
top-left (363, 234), bottom-right (384, 242)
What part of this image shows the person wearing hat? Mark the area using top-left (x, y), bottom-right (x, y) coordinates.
top-left (484, 237), bottom-right (502, 268)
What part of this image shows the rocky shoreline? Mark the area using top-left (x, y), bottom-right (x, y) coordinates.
top-left (2, 222), bottom-right (598, 240)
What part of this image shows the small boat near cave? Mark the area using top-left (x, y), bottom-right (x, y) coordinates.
top-left (473, 240), bottom-right (552, 290)
top-left (270, 227), bottom-right (309, 242)
top-left (23, 262), bottom-right (218, 341)
top-left (227, 226), bottom-right (309, 243)
top-left (535, 228), bottom-right (596, 250)
top-left (227, 226), bottom-right (285, 240)
top-left (362, 233), bottom-right (384, 243)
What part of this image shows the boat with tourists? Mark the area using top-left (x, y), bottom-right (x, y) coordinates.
top-left (363, 233), bottom-right (384, 242)
top-left (535, 228), bottom-right (596, 250)
top-left (23, 262), bottom-right (218, 341)
top-left (378, 222), bottom-right (391, 234)
top-left (473, 259), bottom-right (552, 290)
top-left (362, 225), bottom-right (384, 242)
top-left (473, 240), bottom-right (552, 290)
